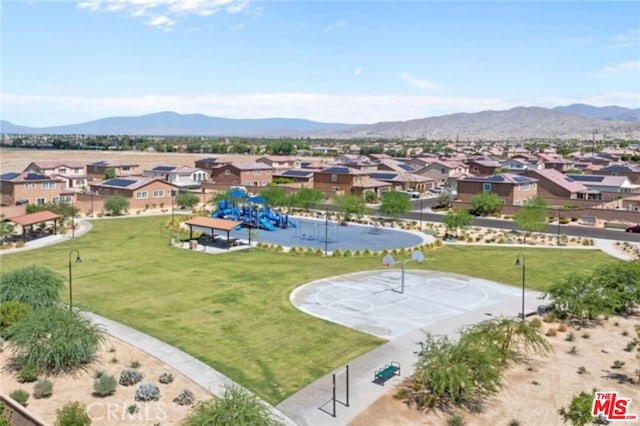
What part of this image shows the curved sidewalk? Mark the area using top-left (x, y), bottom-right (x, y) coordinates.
top-left (83, 311), bottom-right (296, 426)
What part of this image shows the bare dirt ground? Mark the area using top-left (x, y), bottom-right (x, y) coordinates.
top-left (0, 336), bottom-right (212, 425)
top-left (350, 314), bottom-right (640, 426)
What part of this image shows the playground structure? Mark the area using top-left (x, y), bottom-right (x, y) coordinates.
top-left (294, 219), bottom-right (339, 244)
top-left (212, 199), bottom-right (298, 231)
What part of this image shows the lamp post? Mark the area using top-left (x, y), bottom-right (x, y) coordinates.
top-left (514, 253), bottom-right (525, 321)
top-left (324, 209), bottom-right (329, 256)
top-left (419, 197), bottom-right (423, 231)
top-left (382, 251), bottom-right (424, 294)
top-left (68, 249), bottom-right (82, 311)
top-left (171, 190), bottom-right (176, 224)
top-left (556, 206), bottom-right (561, 246)
top-left (71, 199), bottom-right (76, 240)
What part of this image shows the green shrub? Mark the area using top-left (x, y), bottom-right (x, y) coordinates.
top-left (135, 383), bottom-right (160, 402)
top-left (173, 389), bottom-right (195, 406)
top-left (558, 389), bottom-right (597, 426)
top-left (0, 302), bottom-right (32, 338)
top-left (55, 402), bottom-right (91, 426)
top-left (93, 374), bottom-right (117, 397)
top-left (529, 318), bottom-right (542, 328)
top-left (17, 363), bottom-right (40, 383)
top-left (545, 327), bottom-right (557, 337)
top-left (611, 360), bottom-right (625, 369)
top-left (33, 379), bottom-right (53, 399)
top-left (119, 369), bottom-right (143, 386)
top-left (9, 389), bottom-right (29, 407)
top-left (447, 412), bottom-right (467, 425)
top-left (8, 307), bottom-right (104, 374)
top-left (158, 373), bottom-right (174, 384)
top-left (130, 360), bottom-right (141, 369)
top-left (127, 404), bottom-right (138, 415)
top-left (0, 266), bottom-right (64, 308)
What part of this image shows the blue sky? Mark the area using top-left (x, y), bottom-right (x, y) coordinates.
top-left (1, 1), bottom-right (639, 126)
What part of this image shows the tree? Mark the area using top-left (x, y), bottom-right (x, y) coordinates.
top-left (443, 210), bottom-right (473, 238)
top-left (184, 385), bottom-right (283, 426)
top-left (175, 192), bottom-right (200, 209)
top-left (547, 272), bottom-right (615, 321)
top-left (0, 216), bottom-right (14, 244)
top-left (269, 140), bottom-right (295, 155)
top-left (0, 265), bottom-right (65, 309)
top-left (291, 188), bottom-right (325, 210)
top-left (8, 307), bottom-right (105, 374)
top-left (557, 389), bottom-right (598, 426)
top-left (334, 194), bottom-right (369, 220)
top-left (104, 195), bottom-right (129, 216)
top-left (379, 191), bottom-right (412, 219)
top-left (590, 261), bottom-right (640, 315)
top-left (103, 168), bottom-right (116, 180)
top-left (259, 186), bottom-right (288, 208)
top-left (435, 191), bottom-right (455, 208)
top-left (514, 197), bottom-right (548, 242)
top-left (469, 192), bottom-right (503, 216)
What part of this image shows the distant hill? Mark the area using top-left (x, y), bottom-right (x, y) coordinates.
top-left (0, 111), bottom-right (354, 137)
top-left (2, 106), bottom-right (640, 139)
top-left (321, 106), bottom-right (640, 139)
top-left (553, 104), bottom-right (640, 122)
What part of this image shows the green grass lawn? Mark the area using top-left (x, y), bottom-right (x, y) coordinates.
top-left (0, 216), bottom-right (614, 403)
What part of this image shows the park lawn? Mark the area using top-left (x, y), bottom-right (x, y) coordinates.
top-left (0, 216), bottom-right (616, 403)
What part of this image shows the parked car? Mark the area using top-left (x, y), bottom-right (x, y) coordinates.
top-left (429, 187), bottom-right (444, 194)
top-left (626, 224), bottom-right (640, 233)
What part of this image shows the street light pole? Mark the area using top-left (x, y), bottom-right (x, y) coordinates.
top-left (556, 207), bottom-right (561, 246)
top-left (71, 200), bottom-right (76, 240)
top-left (514, 253), bottom-right (525, 321)
top-left (324, 210), bottom-right (329, 256)
top-left (68, 249), bottom-right (82, 311)
top-left (419, 197), bottom-right (423, 231)
top-left (171, 190), bottom-right (175, 224)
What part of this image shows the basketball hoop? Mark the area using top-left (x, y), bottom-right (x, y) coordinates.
top-left (383, 263), bottom-right (390, 269)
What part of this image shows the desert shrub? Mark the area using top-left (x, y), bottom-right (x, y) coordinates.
top-left (611, 360), bottom-right (625, 369)
top-left (565, 332), bottom-right (575, 342)
top-left (558, 389), bottom-right (596, 426)
top-left (545, 327), bottom-right (557, 337)
top-left (127, 404), bottom-right (138, 414)
top-left (8, 307), bottom-right (104, 374)
top-left (184, 385), bottom-right (283, 426)
top-left (447, 412), bottom-right (467, 426)
top-left (93, 374), bottom-right (117, 397)
top-left (135, 383), bottom-right (160, 402)
top-left (55, 402), bottom-right (91, 426)
top-left (557, 323), bottom-right (568, 332)
top-left (529, 318), bottom-right (542, 328)
top-left (173, 389), bottom-right (196, 406)
top-left (331, 249), bottom-right (342, 257)
top-left (130, 360), bottom-right (141, 369)
top-left (119, 369), bottom-right (143, 386)
top-left (0, 302), bottom-right (32, 338)
top-left (581, 332), bottom-right (590, 339)
top-left (33, 379), bottom-right (53, 399)
top-left (17, 363), bottom-right (40, 383)
top-left (0, 266), bottom-right (64, 308)
top-left (577, 366), bottom-right (587, 375)
top-left (10, 389), bottom-right (29, 407)
top-left (568, 346), bottom-right (578, 355)
top-left (543, 312), bottom-right (556, 323)
top-left (158, 372), bottom-right (174, 384)
top-left (342, 249), bottom-right (352, 257)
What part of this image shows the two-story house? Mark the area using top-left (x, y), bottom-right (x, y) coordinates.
top-left (143, 165), bottom-right (208, 189)
top-left (465, 158), bottom-right (500, 176)
top-left (89, 177), bottom-right (179, 210)
top-left (415, 160), bottom-right (469, 188)
top-left (313, 166), bottom-right (390, 196)
top-left (23, 161), bottom-right (87, 189)
top-left (590, 164), bottom-right (640, 185)
top-left (209, 163), bottom-right (273, 188)
top-left (0, 172), bottom-right (68, 206)
top-left (521, 169), bottom-right (597, 200)
top-left (86, 160), bottom-right (141, 181)
top-left (256, 156), bottom-right (302, 170)
top-left (457, 174), bottom-right (538, 206)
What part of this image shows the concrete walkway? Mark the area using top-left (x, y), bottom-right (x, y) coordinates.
top-left (84, 312), bottom-right (296, 426)
top-left (595, 238), bottom-right (637, 261)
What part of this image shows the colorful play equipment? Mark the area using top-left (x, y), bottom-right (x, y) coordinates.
top-left (212, 198), bottom-right (298, 231)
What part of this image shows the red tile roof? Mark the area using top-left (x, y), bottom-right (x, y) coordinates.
top-left (8, 211), bottom-right (62, 226)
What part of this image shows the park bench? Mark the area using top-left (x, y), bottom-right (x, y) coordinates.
top-left (373, 361), bottom-right (400, 384)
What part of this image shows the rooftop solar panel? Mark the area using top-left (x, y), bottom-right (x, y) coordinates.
top-left (567, 175), bottom-right (604, 182)
top-left (399, 164), bottom-right (415, 171)
top-left (24, 173), bottom-right (49, 181)
top-left (103, 178), bottom-right (136, 187)
top-left (152, 166), bottom-right (176, 172)
top-left (486, 175), bottom-right (505, 182)
top-left (282, 170), bottom-right (312, 177)
top-left (0, 172), bottom-right (20, 180)
top-left (513, 176), bottom-right (533, 183)
top-left (370, 172), bottom-right (398, 180)
top-left (323, 166), bottom-right (350, 173)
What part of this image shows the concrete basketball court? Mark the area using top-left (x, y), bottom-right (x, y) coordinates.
top-left (291, 269), bottom-right (544, 339)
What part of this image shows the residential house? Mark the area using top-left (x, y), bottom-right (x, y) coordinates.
top-left (86, 160), bottom-right (140, 180)
top-left (143, 165), bottom-right (208, 189)
top-left (521, 169), bottom-right (598, 200)
top-left (0, 172), bottom-right (68, 206)
top-left (313, 166), bottom-right (390, 196)
top-left (23, 161), bottom-right (87, 189)
top-left (565, 174), bottom-right (640, 194)
top-left (89, 177), bottom-right (179, 210)
top-left (368, 171), bottom-right (433, 192)
top-left (590, 164), bottom-right (640, 185)
top-left (457, 174), bottom-right (538, 206)
top-left (465, 158), bottom-right (500, 176)
top-left (209, 163), bottom-right (273, 188)
top-left (376, 158), bottom-right (417, 173)
top-left (256, 156), bottom-right (302, 170)
top-left (194, 157), bottom-right (219, 170)
top-left (272, 169), bottom-right (315, 185)
top-left (500, 158), bottom-right (544, 173)
top-left (415, 160), bottom-right (469, 188)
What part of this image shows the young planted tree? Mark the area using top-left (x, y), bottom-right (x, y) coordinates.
top-left (547, 272), bottom-right (616, 321)
top-left (514, 196), bottom-right (548, 242)
top-left (443, 210), bottom-right (473, 238)
top-left (379, 191), bottom-right (412, 219)
top-left (8, 307), bottom-right (105, 374)
top-left (334, 194), bottom-right (369, 220)
top-left (469, 192), bottom-right (503, 216)
top-left (557, 389), bottom-right (598, 426)
top-left (259, 186), bottom-right (288, 208)
top-left (103, 168), bottom-right (116, 180)
top-left (0, 265), bottom-right (64, 309)
top-left (435, 191), bottom-right (455, 209)
top-left (175, 192), bottom-right (200, 209)
top-left (184, 385), bottom-right (283, 426)
top-left (0, 217), bottom-right (14, 244)
top-left (104, 195), bottom-right (129, 216)
top-left (291, 188), bottom-right (325, 210)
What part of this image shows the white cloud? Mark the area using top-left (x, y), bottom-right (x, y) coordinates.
top-left (607, 29), bottom-right (640, 49)
top-left (354, 67), bottom-right (362, 77)
top-left (323, 19), bottom-right (346, 32)
top-left (601, 61), bottom-right (640, 74)
top-left (400, 72), bottom-right (440, 90)
top-left (77, 0), bottom-right (249, 30)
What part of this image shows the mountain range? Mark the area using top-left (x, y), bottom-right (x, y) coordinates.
top-left (1, 104), bottom-right (639, 139)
